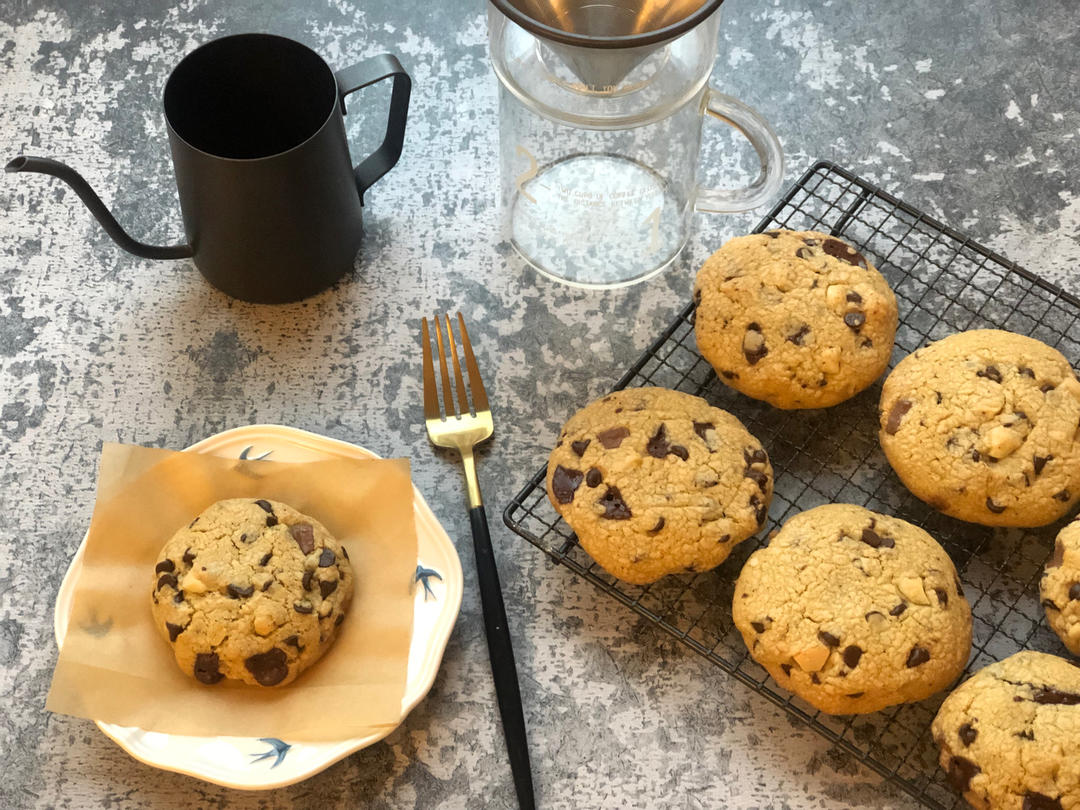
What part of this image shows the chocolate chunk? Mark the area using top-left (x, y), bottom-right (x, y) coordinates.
top-left (155, 560), bottom-right (175, 574)
top-left (1053, 490), bottom-right (1071, 502)
top-left (803, 237), bottom-right (820, 246)
top-left (597, 427), bottom-right (630, 449)
top-left (648, 517), bottom-right (665, 534)
top-left (227, 583), bottom-right (255, 599)
top-left (283, 634), bottom-right (303, 651)
top-left (823, 238), bottom-right (868, 268)
top-left (906, 646), bottom-right (931, 667)
top-left (720, 370), bottom-right (738, 380)
top-left (780, 664), bottom-right (793, 677)
top-left (693, 422), bottom-right (714, 444)
top-left (946, 756), bottom-right (981, 793)
top-left (1042, 598), bottom-right (1060, 613)
top-left (750, 493), bottom-right (768, 526)
top-left (156, 573), bottom-right (178, 591)
top-left (259, 552), bottom-right (272, 566)
top-left (647, 425), bottom-right (671, 458)
top-left (174, 590), bottom-right (184, 603)
top-left (335, 613), bottom-right (345, 626)
top-left (255, 499), bottom-right (274, 513)
top-left (934, 588), bottom-right (949, 606)
top-left (1019, 366), bottom-right (1035, 378)
top-left (787, 325), bottom-right (811, 345)
top-left (302, 570), bottom-right (314, 591)
top-left (861, 338), bottom-right (874, 348)
top-left (571, 439), bottom-right (590, 457)
top-left (182, 548), bottom-right (196, 564)
top-left (977, 365), bottom-right (1003, 383)
top-left (745, 447), bottom-right (768, 466)
top-left (1023, 795), bottom-right (1063, 810)
top-left (796, 247), bottom-right (814, 260)
top-left (598, 486), bottom-right (632, 520)
top-left (716, 534), bottom-right (731, 544)
top-left (1040, 382), bottom-right (1055, 393)
top-left (266, 515), bottom-right (278, 527)
top-left (810, 673), bottom-right (820, 684)
top-left (318, 548), bottom-right (336, 567)
top-left (958, 722), bottom-right (977, 746)
top-left (745, 467), bottom-right (769, 492)
top-left (1032, 687), bottom-right (1080, 705)
top-left (1016, 730), bottom-right (1034, 740)
top-left (1034, 455), bottom-right (1052, 475)
top-left (1069, 583), bottom-right (1080, 601)
top-left (970, 448), bottom-right (982, 463)
top-left (842, 645), bottom-right (862, 668)
top-left (865, 610), bottom-right (885, 623)
top-left (261, 579), bottom-right (272, 592)
top-left (166, 622), bottom-right (186, 642)
top-left (843, 312), bottom-right (866, 330)
top-left (551, 465), bottom-right (584, 504)
top-left (340, 546), bottom-right (349, 561)
top-left (935, 391), bottom-right (943, 404)
top-left (194, 652), bottom-right (224, 685)
top-left (818, 630), bottom-right (840, 647)
top-left (846, 291), bottom-right (863, 304)
top-left (585, 468), bottom-right (602, 487)
top-left (244, 648), bottom-right (289, 687)
top-left (293, 601), bottom-right (313, 614)
top-left (986, 497), bottom-right (1006, 514)
top-left (890, 603), bottom-right (907, 616)
top-left (751, 621), bottom-right (766, 634)
top-left (846, 692), bottom-right (864, 699)
top-left (240, 533), bottom-right (249, 542)
top-left (290, 523), bottom-right (315, 554)
top-left (860, 528), bottom-right (895, 549)
top-left (670, 444), bottom-right (689, 461)
top-left (743, 323), bottom-right (768, 365)
top-left (885, 399), bottom-right (913, 434)
top-left (319, 579), bottom-right (338, 599)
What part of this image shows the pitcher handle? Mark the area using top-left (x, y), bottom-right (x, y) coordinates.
top-left (336, 55), bottom-right (412, 204)
top-left (693, 87), bottom-right (785, 214)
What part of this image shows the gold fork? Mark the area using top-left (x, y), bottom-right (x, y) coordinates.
top-left (421, 313), bottom-right (535, 810)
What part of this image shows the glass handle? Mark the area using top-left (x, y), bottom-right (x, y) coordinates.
top-left (694, 86), bottom-right (785, 214)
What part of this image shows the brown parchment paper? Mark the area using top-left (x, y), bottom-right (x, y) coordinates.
top-left (47, 443), bottom-right (417, 740)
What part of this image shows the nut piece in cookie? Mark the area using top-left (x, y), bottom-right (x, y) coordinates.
top-left (732, 503), bottom-right (972, 715)
top-left (879, 329), bottom-right (1080, 528)
top-left (547, 387), bottom-right (773, 585)
top-left (693, 230), bottom-right (898, 409)
top-left (150, 498), bottom-right (354, 687)
top-left (931, 651), bottom-right (1080, 809)
top-left (1041, 517), bottom-right (1080, 656)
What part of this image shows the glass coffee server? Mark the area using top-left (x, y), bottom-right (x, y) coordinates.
top-left (489, 0), bottom-right (785, 288)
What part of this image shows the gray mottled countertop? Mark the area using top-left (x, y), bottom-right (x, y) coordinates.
top-left (1, 0), bottom-right (1078, 807)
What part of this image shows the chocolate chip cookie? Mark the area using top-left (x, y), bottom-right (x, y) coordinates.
top-left (1042, 517), bottom-right (1080, 656)
top-left (879, 329), bottom-right (1080, 527)
top-left (150, 498), bottom-right (354, 687)
top-left (932, 651), bottom-right (1080, 809)
top-left (547, 387), bottom-right (772, 585)
top-left (693, 230), bottom-right (898, 409)
top-left (732, 504), bottom-right (972, 714)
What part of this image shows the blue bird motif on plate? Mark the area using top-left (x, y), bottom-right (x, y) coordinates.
top-left (414, 565), bottom-right (443, 601)
top-left (250, 737), bottom-right (291, 768)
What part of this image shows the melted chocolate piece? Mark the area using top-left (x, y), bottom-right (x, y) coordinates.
top-left (1034, 455), bottom-right (1052, 475)
top-left (182, 548), bottom-right (196, 565)
top-left (283, 634), bottom-right (303, 651)
top-left (986, 497), bottom-right (1006, 513)
top-left (586, 468), bottom-right (603, 488)
top-left (155, 559), bottom-right (175, 574)
top-left (743, 323), bottom-right (768, 365)
top-left (1053, 490), bottom-right (1071, 502)
top-left (751, 621), bottom-right (766, 633)
top-left (302, 570), bottom-right (314, 591)
top-left (648, 517), bottom-right (665, 534)
top-left (842, 645), bottom-right (862, 668)
top-left (745, 447), bottom-right (768, 466)
top-left (173, 590), bottom-right (184, 604)
top-left (693, 422), bottom-right (714, 444)
top-left (906, 646), bottom-right (931, 667)
top-left (647, 425), bottom-right (671, 458)
top-left (255, 499), bottom-right (273, 513)
top-left (818, 630), bottom-right (840, 647)
top-left (846, 290), bottom-right (863, 304)
top-left (1069, 583), bottom-right (1080, 601)
top-left (890, 602), bottom-right (907, 616)
top-left (194, 652), bottom-right (224, 685)
top-left (716, 534), bottom-right (731, 544)
top-left (885, 399), bottom-right (913, 434)
top-left (156, 573), bottom-right (178, 591)
top-left (750, 493), bottom-right (768, 526)
top-left (846, 692), bottom-right (864, 699)
top-left (670, 444), bottom-right (689, 461)
top-left (258, 551), bottom-right (272, 566)
top-left (970, 448), bottom-right (982, 463)
top-left (1040, 382), bottom-right (1055, 393)
top-left (551, 465), bottom-right (584, 504)
top-left (796, 247), bottom-right (814, 260)
top-left (958, 722), bottom-right (977, 746)
top-left (935, 588), bottom-right (949, 606)
top-left (318, 548), bottom-right (336, 567)
top-left (597, 426), bottom-right (630, 449)
top-left (293, 601), bottom-right (313, 614)
top-left (1019, 366), bottom-right (1035, 378)
top-left (860, 528), bottom-right (895, 549)
top-left (341, 546), bottom-right (349, 561)
top-left (319, 579), bottom-right (338, 599)
top-left (290, 523), bottom-right (315, 554)
top-left (946, 756), bottom-right (981, 793)
top-left (1023, 793), bottom-right (1064, 810)
top-left (977, 365), bottom-right (1003, 383)
top-left (227, 583), bottom-right (254, 599)
top-left (1016, 730), bottom-right (1034, 740)
top-left (335, 613), bottom-right (345, 626)
top-left (244, 648), bottom-right (289, 687)
top-left (571, 439), bottom-right (590, 457)
top-left (823, 238), bottom-right (868, 268)
top-left (598, 486), bottom-right (632, 520)
top-left (1031, 686), bottom-right (1080, 705)
top-left (787, 325), bottom-right (811, 345)
top-left (843, 312), bottom-right (866, 330)
top-left (780, 664), bottom-right (792, 677)
top-left (166, 622), bottom-right (185, 642)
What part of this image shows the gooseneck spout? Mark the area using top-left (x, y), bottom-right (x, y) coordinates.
top-left (6, 156), bottom-right (193, 260)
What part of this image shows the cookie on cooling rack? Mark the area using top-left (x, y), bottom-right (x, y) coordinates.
top-left (931, 651), bottom-right (1080, 809)
top-left (693, 229), bottom-right (898, 409)
top-left (879, 329), bottom-right (1080, 527)
top-left (1041, 517), bottom-right (1080, 657)
top-left (546, 387), bottom-right (772, 585)
top-left (732, 503), bottom-right (972, 715)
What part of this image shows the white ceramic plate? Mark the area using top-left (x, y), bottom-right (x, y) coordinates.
top-left (53, 425), bottom-right (463, 789)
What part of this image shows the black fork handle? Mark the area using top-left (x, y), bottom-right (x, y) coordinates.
top-left (469, 505), bottom-right (536, 810)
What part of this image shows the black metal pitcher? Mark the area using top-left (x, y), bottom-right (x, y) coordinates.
top-left (6, 33), bottom-right (411, 303)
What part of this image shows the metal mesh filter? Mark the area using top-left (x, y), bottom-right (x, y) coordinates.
top-left (502, 161), bottom-right (1080, 809)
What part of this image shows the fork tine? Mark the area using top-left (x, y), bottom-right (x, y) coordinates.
top-left (456, 312), bottom-right (489, 413)
top-left (421, 317), bottom-right (441, 421)
top-left (433, 312), bottom-right (456, 417)
top-left (444, 314), bottom-right (471, 416)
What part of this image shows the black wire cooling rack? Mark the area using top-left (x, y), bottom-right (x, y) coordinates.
top-left (503, 161), bottom-right (1080, 809)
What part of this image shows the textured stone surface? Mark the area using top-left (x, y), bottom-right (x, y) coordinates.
top-left (0, 0), bottom-right (1078, 807)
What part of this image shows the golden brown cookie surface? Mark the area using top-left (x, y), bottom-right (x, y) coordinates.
top-left (1042, 518), bottom-right (1080, 656)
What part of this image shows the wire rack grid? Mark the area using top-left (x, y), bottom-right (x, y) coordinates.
top-left (503, 161), bottom-right (1080, 809)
